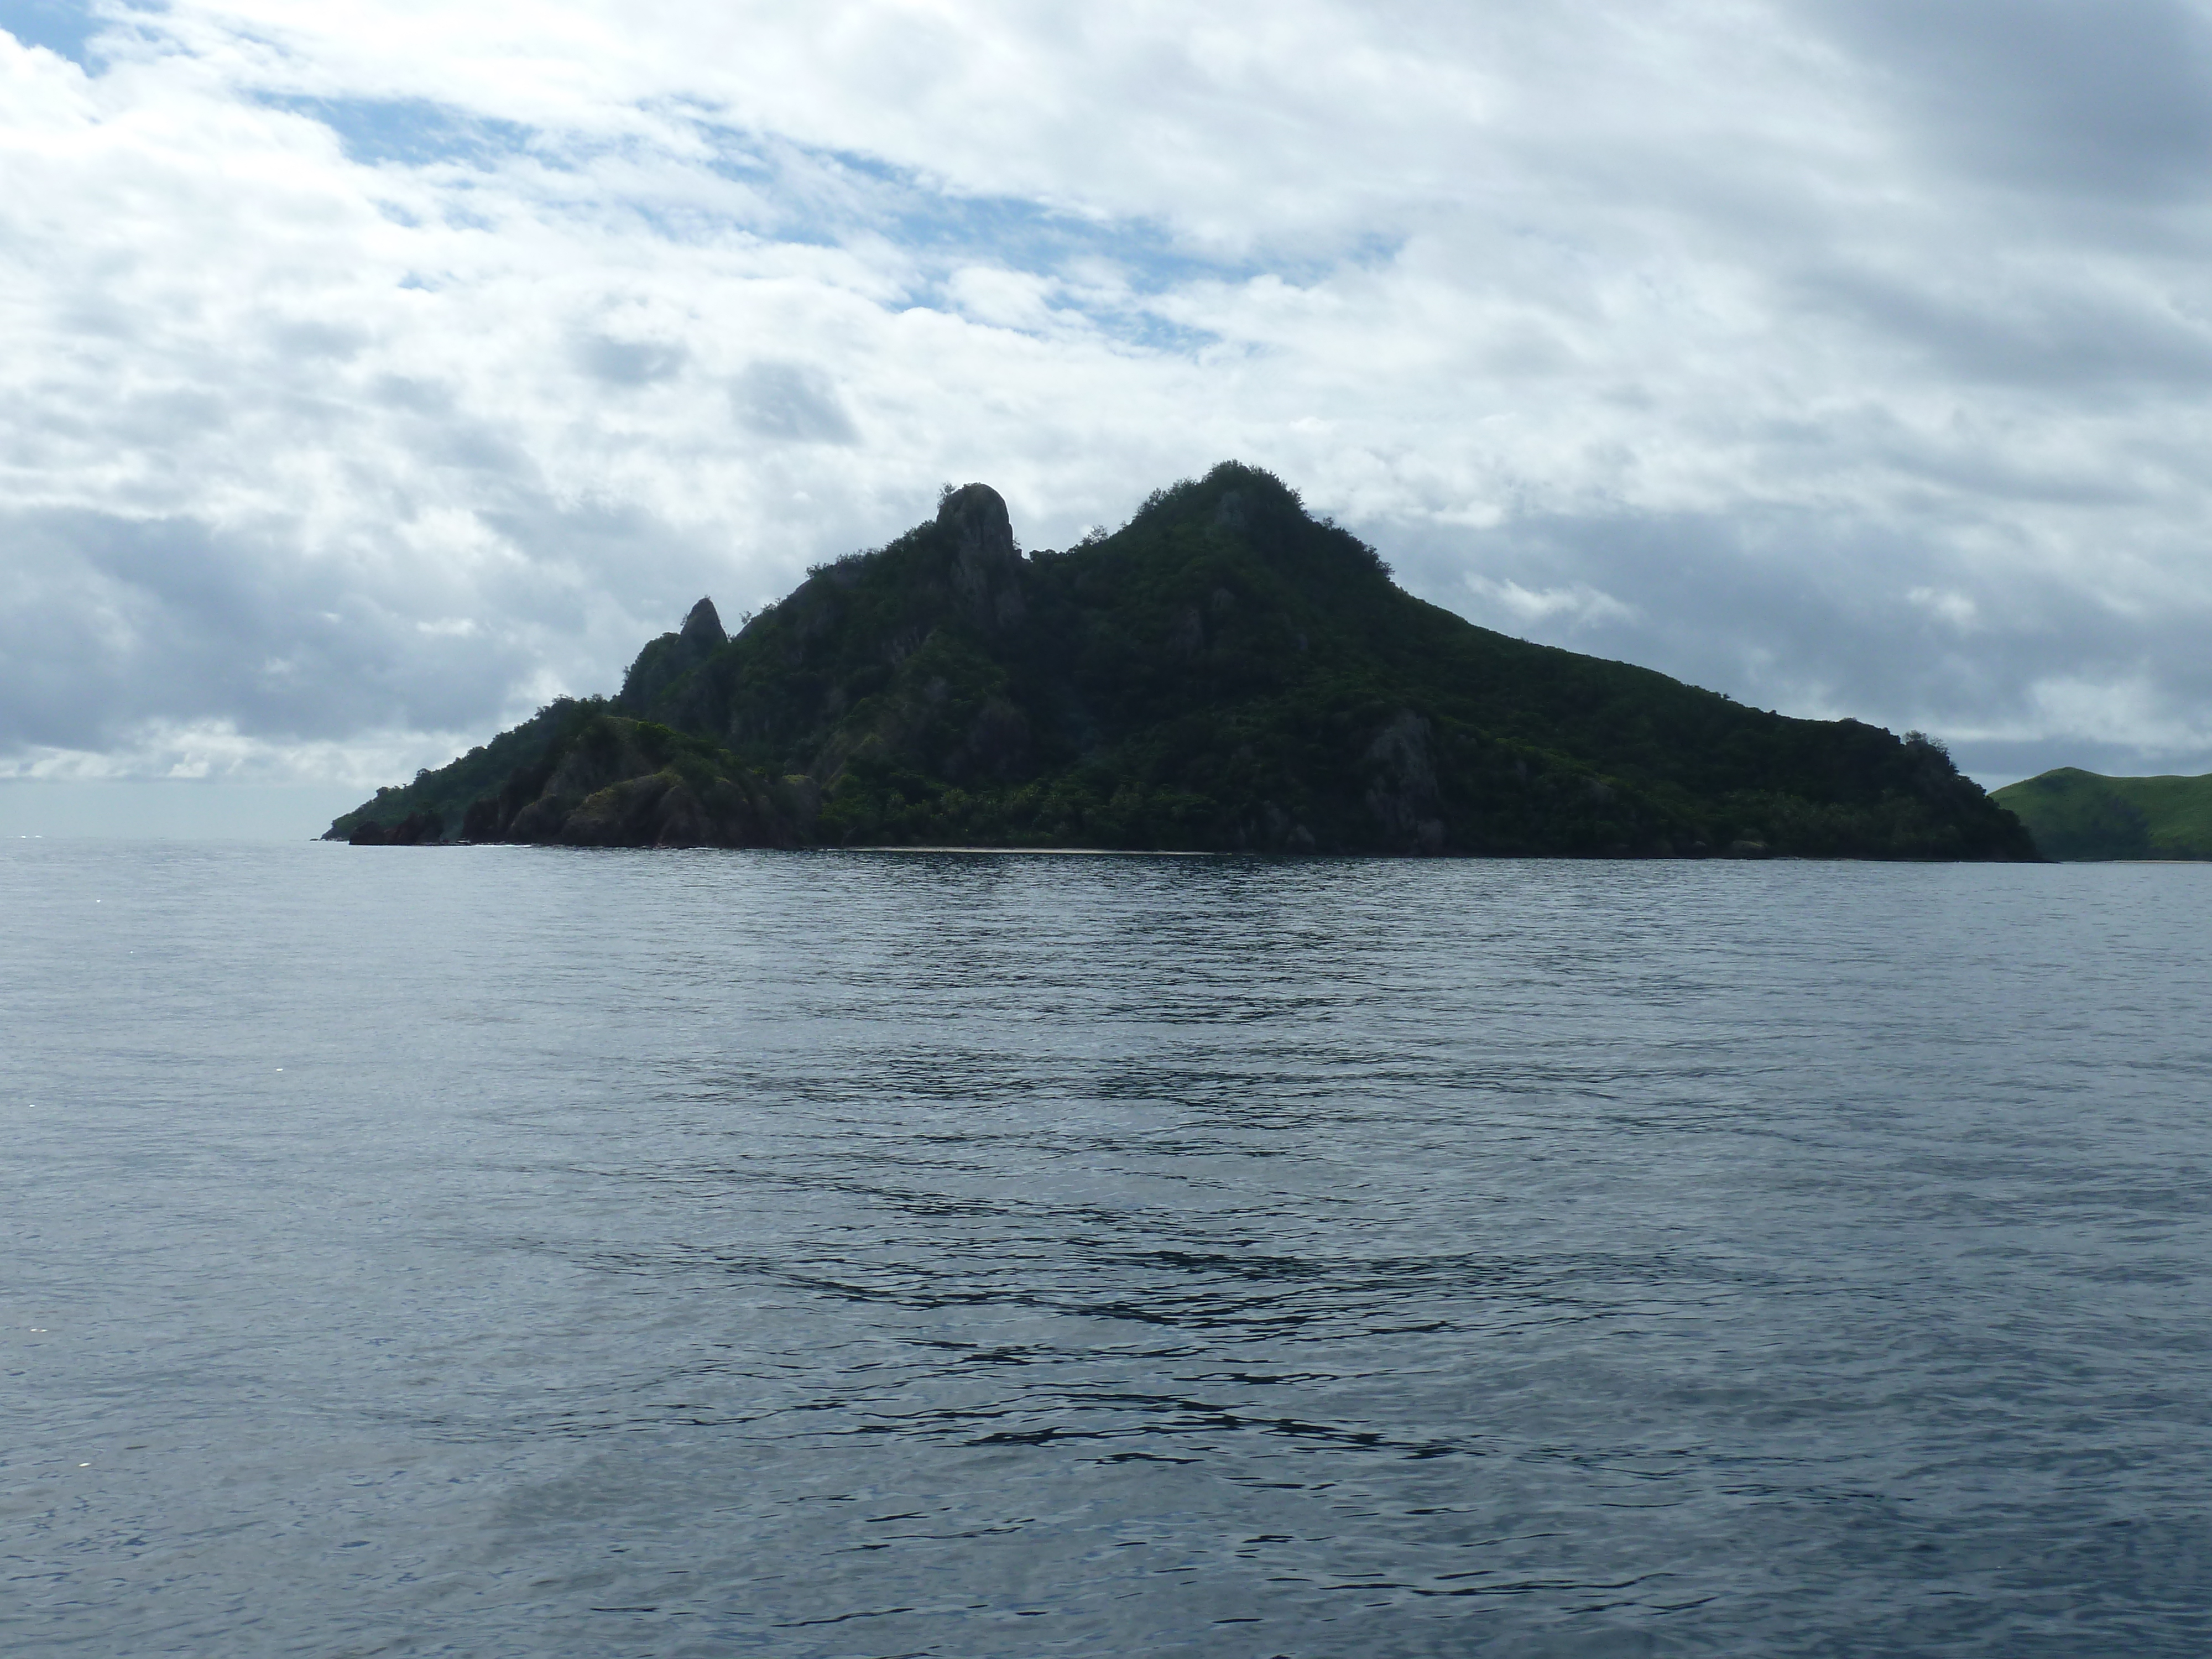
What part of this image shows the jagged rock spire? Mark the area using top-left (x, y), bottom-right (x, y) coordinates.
top-left (938, 484), bottom-right (1024, 627)
top-left (680, 596), bottom-right (727, 649)
top-left (938, 483), bottom-right (1015, 567)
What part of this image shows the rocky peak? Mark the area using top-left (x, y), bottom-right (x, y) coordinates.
top-left (938, 483), bottom-right (1024, 627)
top-left (680, 596), bottom-right (727, 650)
top-left (614, 596), bottom-right (728, 713)
top-left (938, 484), bottom-right (1016, 567)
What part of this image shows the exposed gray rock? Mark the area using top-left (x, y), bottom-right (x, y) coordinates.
top-left (941, 482), bottom-right (1015, 568)
top-left (680, 596), bottom-right (728, 650)
top-left (941, 483), bottom-right (1024, 627)
top-left (1364, 708), bottom-right (1446, 854)
top-left (1258, 800), bottom-right (1317, 852)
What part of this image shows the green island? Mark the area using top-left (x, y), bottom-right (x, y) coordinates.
top-left (328, 463), bottom-right (2036, 859)
top-left (1990, 768), bottom-right (2212, 861)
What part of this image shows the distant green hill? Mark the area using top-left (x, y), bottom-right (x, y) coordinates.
top-left (328, 462), bottom-right (2036, 859)
top-left (1991, 768), bottom-right (2212, 860)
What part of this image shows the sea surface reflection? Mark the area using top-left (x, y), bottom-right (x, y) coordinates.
top-left (5, 845), bottom-right (2209, 1656)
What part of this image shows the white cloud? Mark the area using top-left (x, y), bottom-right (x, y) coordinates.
top-left (1463, 574), bottom-right (1636, 632)
top-left (0, 716), bottom-right (468, 787)
top-left (3, 1), bottom-right (2212, 792)
top-left (1906, 587), bottom-right (1979, 630)
top-left (2025, 675), bottom-right (2212, 755)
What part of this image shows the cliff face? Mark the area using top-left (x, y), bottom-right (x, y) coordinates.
top-left (328, 462), bottom-right (2038, 859)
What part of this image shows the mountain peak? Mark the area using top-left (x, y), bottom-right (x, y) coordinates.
top-left (936, 482), bottom-right (1022, 627)
top-left (679, 596), bottom-right (727, 649)
top-left (938, 482), bottom-right (1015, 559)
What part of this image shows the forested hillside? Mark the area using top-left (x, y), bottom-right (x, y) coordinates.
top-left (331, 463), bottom-right (2035, 860)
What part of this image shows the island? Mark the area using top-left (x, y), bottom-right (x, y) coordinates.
top-left (328, 462), bottom-right (2037, 859)
top-left (1991, 768), bottom-right (2212, 861)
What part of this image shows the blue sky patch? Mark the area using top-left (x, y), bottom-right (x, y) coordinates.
top-left (226, 90), bottom-right (1374, 357)
top-left (0, 0), bottom-right (102, 66)
top-left (255, 94), bottom-right (540, 170)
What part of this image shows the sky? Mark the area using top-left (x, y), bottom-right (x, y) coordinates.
top-left (4, 0), bottom-right (2212, 834)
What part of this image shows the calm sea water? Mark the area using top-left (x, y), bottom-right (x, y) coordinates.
top-left (4, 844), bottom-right (2209, 1657)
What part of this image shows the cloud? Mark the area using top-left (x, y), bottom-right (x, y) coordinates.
top-left (1462, 574), bottom-right (1636, 633)
top-left (2, 1), bottom-right (2211, 791)
top-left (1390, 503), bottom-right (2212, 783)
top-left (1807, 0), bottom-right (2212, 203)
top-left (731, 359), bottom-right (859, 445)
top-left (576, 334), bottom-right (688, 387)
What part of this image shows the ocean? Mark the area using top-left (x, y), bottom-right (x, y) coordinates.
top-left (5, 843), bottom-right (2208, 1656)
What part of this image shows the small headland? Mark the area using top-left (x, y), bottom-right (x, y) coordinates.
top-left (1992, 768), bottom-right (2212, 861)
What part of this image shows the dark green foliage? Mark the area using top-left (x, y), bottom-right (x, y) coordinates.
top-left (328, 462), bottom-right (2037, 859)
top-left (326, 697), bottom-right (578, 843)
top-left (325, 697), bottom-right (813, 849)
top-left (1992, 767), bottom-right (2212, 860)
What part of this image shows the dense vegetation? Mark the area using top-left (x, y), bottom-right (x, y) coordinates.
top-left (329, 462), bottom-right (2037, 859)
top-left (1991, 767), bottom-right (2212, 860)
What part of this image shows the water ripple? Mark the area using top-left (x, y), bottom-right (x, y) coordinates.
top-left (4, 845), bottom-right (2210, 1656)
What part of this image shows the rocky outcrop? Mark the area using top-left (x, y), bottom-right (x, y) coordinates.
top-left (618, 596), bottom-right (731, 713)
top-left (940, 483), bottom-right (1025, 629)
top-left (1363, 709), bottom-right (1445, 854)
top-left (347, 808), bottom-right (444, 845)
top-left (680, 596), bottom-right (727, 650)
top-left (477, 713), bottom-right (815, 848)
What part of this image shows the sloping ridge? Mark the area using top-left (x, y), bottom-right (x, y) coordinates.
top-left (328, 462), bottom-right (2037, 859)
top-left (1991, 767), bottom-right (2212, 860)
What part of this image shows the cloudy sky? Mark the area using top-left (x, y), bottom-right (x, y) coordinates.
top-left (6, 0), bottom-right (2211, 816)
